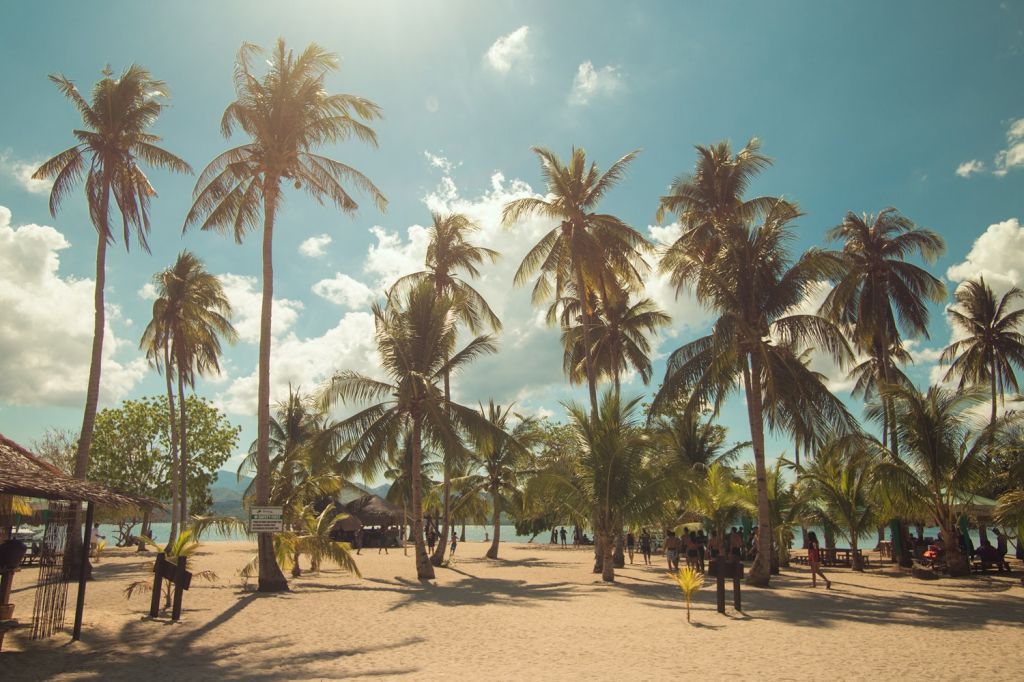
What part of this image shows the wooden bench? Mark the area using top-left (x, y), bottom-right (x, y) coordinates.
top-left (789, 548), bottom-right (868, 568)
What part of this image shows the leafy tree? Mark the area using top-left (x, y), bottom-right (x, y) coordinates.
top-left (32, 65), bottom-right (190, 491)
top-left (30, 428), bottom-right (78, 475)
top-left (185, 40), bottom-right (386, 592)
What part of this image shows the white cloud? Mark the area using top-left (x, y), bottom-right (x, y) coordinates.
top-left (298, 234), bottom-right (332, 258)
top-left (485, 26), bottom-right (530, 75)
top-left (946, 218), bottom-right (1024, 294)
top-left (955, 159), bottom-right (984, 178)
top-left (218, 312), bottom-right (378, 416)
top-left (218, 273), bottom-right (304, 344)
top-left (993, 117), bottom-right (1024, 177)
top-left (312, 273), bottom-right (376, 309)
top-left (569, 61), bottom-right (624, 105)
top-left (0, 151), bottom-right (52, 194)
top-left (0, 206), bottom-right (146, 407)
top-left (424, 151), bottom-right (455, 173)
top-left (138, 282), bottom-right (158, 301)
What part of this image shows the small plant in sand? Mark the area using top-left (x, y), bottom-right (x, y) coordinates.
top-left (669, 566), bottom-right (705, 622)
top-left (93, 539), bottom-right (108, 562)
top-left (240, 505), bottom-right (360, 582)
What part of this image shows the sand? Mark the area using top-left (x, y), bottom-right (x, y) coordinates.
top-left (2, 541), bottom-right (1022, 681)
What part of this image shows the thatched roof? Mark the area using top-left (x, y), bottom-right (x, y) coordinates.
top-left (0, 433), bottom-right (162, 508)
top-left (343, 494), bottom-right (404, 527)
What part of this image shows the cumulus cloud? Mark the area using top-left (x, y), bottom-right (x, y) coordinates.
top-left (0, 151), bottom-right (52, 194)
top-left (312, 273), bottom-right (376, 309)
top-left (955, 159), bottom-right (985, 178)
top-left (298, 234), bottom-right (332, 258)
top-left (946, 218), bottom-right (1024, 294)
top-left (569, 61), bottom-right (624, 105)
top-left (424, 151), bottom-right (455, 173)
top-left (0, 206), bottom-right (146, 407)
top-left (994, 118), bottom-right (1024, 177)
top-left (218, 273), bottom-right (304, 344)
top-left (485, 26), bottom-right (530, 75)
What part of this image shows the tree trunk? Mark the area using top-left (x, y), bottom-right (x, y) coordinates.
top-left (875, 525), bottom-right (885, 550)
top-left (575, 264), bottom-right (599, 418)
top-left (851, 533), bottom-right (864, 571)
top-left (613, 533), bottom-right (625, 568)
top-left (430, 367), bottom-right (453, 566)
top-left (138, 509), bottom-right (152, 552)
top-left (742, 355), bottom-right (773, 587)
top-left (942, 520), bottom-right (970, 577)
top-left (601, 531), bottom-right (615, 582)
top-left (176, 358), bottom-right (189, 527)
top-left (411, 413), bottom-right (435, 579)
top-left (256, 184), bottom-right (288, 592)
top-left (486, 483), bottom-right (501, 559)
top-left (163, 341), bottom-right (180, 548)
top-left (291, 549), bottom-right (301, 578)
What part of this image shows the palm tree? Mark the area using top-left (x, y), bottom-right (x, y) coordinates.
top-left (141, 252), bottom-right (236, 535)
top-left (686, 463), bottom-right (749, 555)
top-left (185, 40), bottom-right (386, 592)
top-left (738, 460), bottom-right (805, 572)
top-left (654, 190), bottom-right (855, 586)
top-left (459, 402), bottom-right (539, 559)
top-left (561, 294), bottom-right (670, 394)
top-left (941, 277), bottom-right (1024, 427)
top-left (870, 384), bottom-right (991, 576)
top-left (653, 409), bottom-right (749, 474)
top-left (318, 282), bottom-right (498, 579)
top-left (788, 437), bottom-right (878, 570)
top-left (503, 147), bottom-right (650, 417)
top-left (546, 391), bottom-right (666, 581)
top-left (822, 208), bottom-right (946, 455)
top-left (32, 65), bottom-right (191, 491)
top-left (391, 212), bottom-right (501, 566)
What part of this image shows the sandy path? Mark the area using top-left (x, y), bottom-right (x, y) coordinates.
top-left (2, 541), bottom-right (1022, 681)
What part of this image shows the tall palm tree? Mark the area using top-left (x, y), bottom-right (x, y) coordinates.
top-left (788, 437), bottom-right (878, 570)
top-left (459, 402), bottom-right (539, 559)
top-left (941, 277), bottom-right (1024, 427)
top-left (561, 294), bottom-right (670, 394)
top-left (822, 208), bottom-right (946, 454)
top-left (503, 147), bottom-right (650, 417)
top-left (654, 192), bottom-right (855, 586)
top-left (141, 252), bottom-right (236, 533)
top-left (738, 459), bottom-right (805, 572)
top-left (318, 282), bottom-right (498, 579)
top-left (391, 212), bottom-right (501, 566)
top-left (32, 65), bottom-right (191, 491)
top-left (184, 40), bottom-right (386, 592)
top-left (870, 384), bottom-right (993, 576)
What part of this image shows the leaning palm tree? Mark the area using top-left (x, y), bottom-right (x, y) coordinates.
top-left (941, 277), bottom-right (1024, 427)
top-left (184, 40), bottom-right (386, 592)
top-left (788, 436), bottom-right (878, 570)
top-left (870, 384), bottom-right (992, 576)
top-left (821, 208), bottom-right (946, 455)
top-left (141, 252), bottom-right (236, 532)
top-left (459, 402), bottom-right (539, 559)
top-left (318, 282), bottom-right (498, 579)
top-left (562, 294), bottom-right (670, 394)
top-left (653, 192), bottom-right (855, 586)
top-left (32, 65), bottom-right (191, 492)
top-left (503, 147), bottom-right (650, 417)
top-left (391, 212), bottom-right (501, 566)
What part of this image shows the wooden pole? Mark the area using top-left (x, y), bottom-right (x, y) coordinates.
top-left (72, 501), bottom-right (93, 641)
top-left (149, 554), bottom-right (165, 618)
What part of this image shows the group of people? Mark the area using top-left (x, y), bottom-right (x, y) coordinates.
top-left (426, 528), bottom-right (459, 559)
top-left (549, 526), bottom-right (592, 547)
top-left (924, 527), bottom-right (1012, 572)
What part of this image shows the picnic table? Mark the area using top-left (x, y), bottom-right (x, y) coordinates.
top-left (790, 548), bottom-right (867, 568)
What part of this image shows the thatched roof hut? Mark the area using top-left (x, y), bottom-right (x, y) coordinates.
top-left (0, 434), bottom-right (160, 509)
top-left (344, 494), bottom-right (404, 527)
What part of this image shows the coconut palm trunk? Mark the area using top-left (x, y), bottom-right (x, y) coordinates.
top-left (600, 529), bottom-right (616, 582)
top-left (256, 185), bottom-right (289, 592)
top-left (743, 355), bottom-right (774, 586)
top-left (163, 340), bottom-right (180, 546)
top-left (576, 265), bottom-right (600, 418)
top-left (486, 481), bottom-right (501, 559)
top-left (411, 413), bottom-right (435, 579)
top-left (176, 349), bottom-right (189, 526)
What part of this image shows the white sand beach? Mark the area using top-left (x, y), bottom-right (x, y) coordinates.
top-left (3, 541), bottom-right (1022, 681)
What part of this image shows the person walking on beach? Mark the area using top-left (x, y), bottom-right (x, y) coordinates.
top-left (665, 530), bottom-right (681, 571)
top-left (729, 527), bottom-right (743, 559)
top-left (686, 531), bottom-right (700, 571)
top-left (696, 530), bottom-right (707, 572)
top-left (640, 529), bottom-right (652, 565)
top-left (379, 525), bottom-right (389, 555)
top-left (626, 531), bottom-right (636, 564)
top-left (807, 531), bottom-right (831, 589)
top-left (560, 527), bottom-right (567, 547)
top-left (427, 527), bottom-right (437, 554)
top-left (450, 530), bottom-right (458, 558)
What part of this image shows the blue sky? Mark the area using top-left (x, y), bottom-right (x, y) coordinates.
top-left (1, 1), bottom-right (1022, 476)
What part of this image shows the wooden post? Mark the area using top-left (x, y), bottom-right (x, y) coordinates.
top-left (149, 554), bottom-right (165, 617)
top-left (731, 560), bottom-right (743, 612)
top-left (171, 560), bottom-right (187, 621)
top-left (710, 558), bottom-right (726, 614)
top-left (72, 501), bottom-right (94, 641)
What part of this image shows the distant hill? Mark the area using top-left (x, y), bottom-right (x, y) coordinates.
top-left (207, 471), bottom-right (390, 518)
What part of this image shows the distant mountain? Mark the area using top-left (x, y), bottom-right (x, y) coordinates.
top-left (213, 470), bottom-right (253, 495)
top-left (206, 472), bottom-right (390, 519)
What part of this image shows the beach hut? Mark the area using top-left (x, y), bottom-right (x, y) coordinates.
top-left (329, 489), bottom-right (404, 548)
top-left (0, 433), bottom-right (160, 648)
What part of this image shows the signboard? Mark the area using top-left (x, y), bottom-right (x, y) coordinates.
top-left (248, 506), bottom-right (284, 533)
